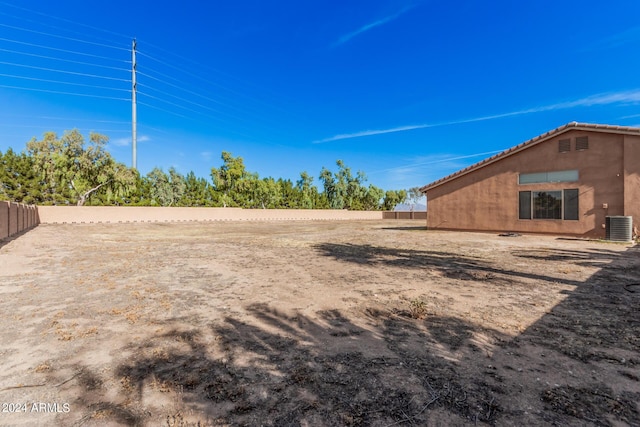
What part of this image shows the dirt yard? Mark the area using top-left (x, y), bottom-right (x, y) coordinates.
top-left (0, 220), bottom-right (638, 426)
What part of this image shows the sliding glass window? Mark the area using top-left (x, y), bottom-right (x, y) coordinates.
top-left (518, 189), bottom-right (578, 221)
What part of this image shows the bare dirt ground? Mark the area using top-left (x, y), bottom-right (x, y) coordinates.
top-left (0, 220), bottom-right (638, 427)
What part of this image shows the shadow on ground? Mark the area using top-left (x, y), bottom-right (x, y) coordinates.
top-left (379, 226), bottom-right (427, 231)
top-left (65, 244), bottom-right (639, 426)
top-left (314, 242), bottom-right (594, 286)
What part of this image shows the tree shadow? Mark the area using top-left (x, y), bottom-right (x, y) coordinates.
top-left (63, 244), bottom-right (639, 426)
top-left (59, 301), bottom-right (506, 425)
top-left (314, 242), bottom-right (588, 286)
top-left (512, 247), bottom-right (623, 266)
top-left (380, 226), bottom-right (427, 231)
top-left (499, 245), bottom-right (640, 425)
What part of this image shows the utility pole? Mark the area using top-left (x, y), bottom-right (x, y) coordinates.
top-left (131, 38), bottom-right (137, 169)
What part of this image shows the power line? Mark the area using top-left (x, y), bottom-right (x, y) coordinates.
top-left (136, 50), bottom-right (284, 112)
top-left (137, 91), bottom-right (213, 119)
top-left (0, 123), bottom-right (130, 133)
top-left (136, 39), bottom-right (300, 114)
top-left (136, 100), bottom-right (255, 143)
top-left (136, 49), bottom-right (311, 137)
top-left (137, 90), bottom-right (277, 141)
top-left (135, 81), bottom-right (251, 124)
top-left (136, 82), bottom-right (286, 130)
top-left (136, 66), bottom-right (303, 136)
top-left (0, 84), bottom-right (130, 101)
top-left (0, 61), bottom-right (130, 82)
top-left (0, 47), bottom-right (131, 72)
top-left (2, 114), bottom-right (130, 124)
top-left (136, 68), bottom-right (277, 119)
top-left (136, 69), bottom-right (304, 144)
top-left (136, 69), bottom-right (225, 107)
top-left (0, 9), bottom-right (131, 47)
top-left (137, 82), bottom-right (226, 115)
top-left (0, 73), bottom-right (131, 93)
top-left (0, 23), bottom-right (130, 51)
top-left (0, 1), bottom-right (133, 41)
top-left (0, 37), bottom-right (130, 63)
top-left (137, 100), bottom-right (191, 120)
top-left (137, 124), bottom-right (171, 135)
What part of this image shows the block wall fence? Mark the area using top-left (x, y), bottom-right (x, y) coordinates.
top-left (382, 211), bottom-right (427, 220)
top-left (0, 202), bottom-right (39, 240)
top-left (1, 204), bottom-right (428, 241)
top-left (35, 206), bottom-right (385, 224)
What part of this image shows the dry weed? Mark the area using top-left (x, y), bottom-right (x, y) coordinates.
top-left (34, 362), bottom-right (51, 373)
top-left (409, 298), bottom-right (428, 319)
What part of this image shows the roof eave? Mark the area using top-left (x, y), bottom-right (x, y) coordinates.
top-left (420, 122), bottom-right (640, 193)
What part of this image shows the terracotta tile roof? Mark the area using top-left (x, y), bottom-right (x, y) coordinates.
top-left (419, 122), bottom-right (640, 193)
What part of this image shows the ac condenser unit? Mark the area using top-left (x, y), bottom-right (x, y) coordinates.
top-left (605, 216), bottom-right (633, 242)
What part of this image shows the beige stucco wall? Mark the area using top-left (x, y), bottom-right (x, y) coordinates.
top-left (36, 207), bottom-right (383, 224)
top-left (425, 130), bottom-right (630, 237)
top-left (624, 135), bottom-right (640, 230)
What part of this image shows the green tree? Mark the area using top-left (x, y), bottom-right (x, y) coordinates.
top-left (339, 162), bottom-right (367, 210)
top-left (251, 177), bottom-right (281, 209)
top-left (319, 160), bottom-right (370, 210)
top-left (275, 178), bottom-right (296, 208)
top-left (181, 171), bottom-right (213, 206)
top-left (319, 165), bottom-right (343, 209)
top-left (127, 170), bottom-right (151, 206)
top-left (296, 171), bottom-right (314, 209)
top-left (407, 187), bottom-right (424, 211)
top-left (210, 151), bottom-right (255, 207)
top-left (168, 167), bottom-right (186, 206)
top-left (146, 167), bottom-right (185, 206)
top-left (26, 130), bottom-right (135, 206)
top-left (0, 148), bottom-right (43, 204)
top-left (146, 168), bottom-right (171, 206)
top-left (382, 189), bottom-right (408, 211)
top-left (361, 184), bottom-right (384, 211)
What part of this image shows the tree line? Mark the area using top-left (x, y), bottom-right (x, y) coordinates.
top-left (0, 129), bottom-right (419, 210)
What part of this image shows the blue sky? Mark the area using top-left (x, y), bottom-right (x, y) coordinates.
top-left (1, 0), bottom-right (640, 193)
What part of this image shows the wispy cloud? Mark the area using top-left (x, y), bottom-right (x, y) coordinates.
top-left (581, 26), bottom-right (640, 51)
top-left (369, 151), bottom-right (505, 176)
top-left (333, 4), bottom-right (416, 47)
top-left (111, 135), bottom-right (150, 147)
top-left (369, 152), bottom-right (505, 190)
top-left (200, 151), bottom-right (213, 162)
top-left (314, 89), bottom-right (640, 143)
top-left (620, 113), bottom-right (640, 119)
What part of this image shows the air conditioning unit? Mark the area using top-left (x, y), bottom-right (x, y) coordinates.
top-left (605, 216), bottom-right (633, 242)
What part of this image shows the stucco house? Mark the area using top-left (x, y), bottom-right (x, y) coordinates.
top-left (419, 122), bottom-right (640, 238)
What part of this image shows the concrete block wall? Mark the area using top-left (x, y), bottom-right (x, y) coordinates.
top-left (0, 202), bottom-right (39, 240)
top-left (382, 211), bottom-right (427, 220)
top-left (36, 206), bottom-right (383, 224)
top-left (3, 204), bottom-right (385, 240)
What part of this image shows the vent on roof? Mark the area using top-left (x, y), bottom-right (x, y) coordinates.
top-left (558, 139), bottom-right (570, 153)
top-left (576, 136), bottom-right (589, 150)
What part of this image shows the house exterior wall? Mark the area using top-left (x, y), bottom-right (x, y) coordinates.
top-left (624, 135), bottom-right (640, 231)
top-left (425, 130), bottom-right (630, 237)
